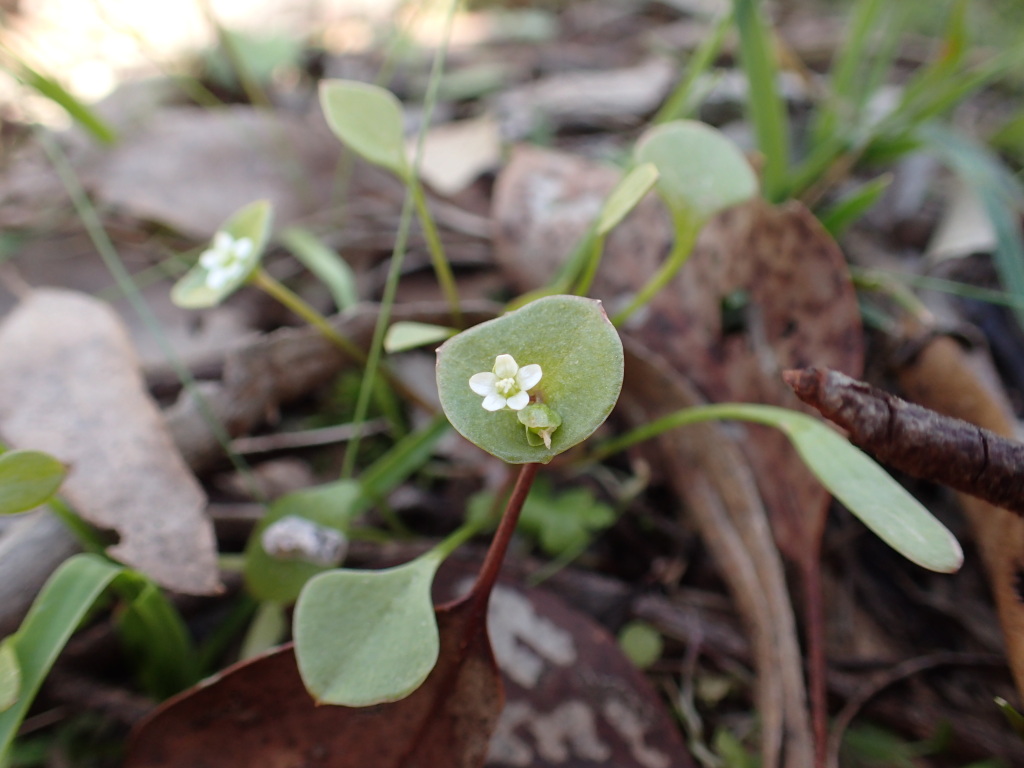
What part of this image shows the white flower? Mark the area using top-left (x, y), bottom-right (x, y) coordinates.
top-left (469, 354), bottom-right (542, 412)
top-left (199, 231), bottom-right (255, 290)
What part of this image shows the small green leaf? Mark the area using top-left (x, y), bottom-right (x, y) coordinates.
top-left (244, 480), bottom-right (365, 603)
top-left (0, 641), bottom-right (19, 713)
top-left (518, 480), bottom-right (614, 555)
top-left (115, 574), bottom-right (200, 699)
top-left (726, 406), bottom-right (963, 572)
top-left (436, 295), bottom-right (623, 464)
top-left (597, 403), bottom-right (963, 573)
top-left (635, 121), bottom-right (758, 226)
top-left (0, 554), bottom-right (123, 756)
top-left (171, 200), bottom-right (273, 309)
top-left (0, 450), bottom-right (65, 516)
top-left (818, 173), bottom-right (893, 238)
top-left (280, 227), bottom-right (359, 312)
top-left (319, 80), bottom-right (410, 179)
top-left (618, 621), bottom-right (663, 670)
top-left (294, 551), bottom-right (443, 706)
top-left (384, 321), bottom-right (456, 353)
top-left (596, 163), bottom-right (659, 236)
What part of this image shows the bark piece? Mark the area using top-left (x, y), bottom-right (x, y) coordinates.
top-left (784, 365), bottom-right (1024, 515)
top-left (0, 289), bottom-right (220, 595)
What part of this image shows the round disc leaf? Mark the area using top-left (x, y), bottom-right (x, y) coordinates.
top-left (0, 450), bottom-right (65, 515)
top-left (294, 552), bottom-right (443, 706)
top-left (319, 80), bottom-right (409, 179)
top-left (635, 120), bottom-right (758, 225)
top-left (436, 295), bottom-right (623, 463)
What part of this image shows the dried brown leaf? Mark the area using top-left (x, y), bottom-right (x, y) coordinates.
top-left (0, 289), bottom-right (220, 595)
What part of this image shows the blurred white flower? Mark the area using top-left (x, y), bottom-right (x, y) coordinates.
top-left (200, 231), bottom-right (254, 290)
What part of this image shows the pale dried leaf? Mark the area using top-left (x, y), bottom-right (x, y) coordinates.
top-left (0, 290), bottom-right (220, 595)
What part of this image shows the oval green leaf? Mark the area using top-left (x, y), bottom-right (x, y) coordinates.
top-left (280, 227), bottom-right (359, 312)
top-left (171, 199), bottom-right (273, 309)
top-left (244, 480), bottom-right (365, 603)
top-left (384, 321), bottom-right (456, 353)
top-left (436, 295), bottom-right (624, 464)
top-left (716, 405), bottom-right (963, 573)
top-left (319, 80), bottom-right (410, 179)
top-left (596, 162), bottom-right (659, 236)
top-left (0, 449), bottom-right (65, 515)
top-left (293, 551), bottom-right (443, 706)
top-left (635, 120), bottom-right (758, 225)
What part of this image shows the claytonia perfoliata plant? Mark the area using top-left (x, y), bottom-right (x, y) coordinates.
top-left (200, 231), bottom-right (255, 290)
top-left (437, 295), bottom-right (624, 464)
top-left (469, 354), bottom-right (542, 412)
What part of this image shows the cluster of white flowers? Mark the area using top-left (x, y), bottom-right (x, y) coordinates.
top-left (200, 231), bottom-right (255, 290)
top-left (469, 354), bottom-right (541, 411)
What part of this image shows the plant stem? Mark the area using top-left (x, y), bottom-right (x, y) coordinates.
top-left (410, 176), bottom-right (463, 327)
top-left (611, 213), bottom-right (700, 327)
top-left (470, 463), bottom-right (539, 600)
top-left (250, 268), bottom-right (436, 415)
top-left (250, 268), bottom-right (366, 361)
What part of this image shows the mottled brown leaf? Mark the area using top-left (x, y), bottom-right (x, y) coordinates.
top-left (0, 289), bottom-right (220, 595)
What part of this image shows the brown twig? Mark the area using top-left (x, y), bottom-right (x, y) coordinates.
top-left (784, 367), bottom-right (1024, 516)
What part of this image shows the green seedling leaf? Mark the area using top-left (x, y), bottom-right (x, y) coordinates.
top-left (280, 227), bottom-right (359, 312)
top-left (596, 163), bottom-right (659, 236)
top-left (116, 574), bottom-right (201, 699)
top-left (294, 550), bottom-right (444, 706)
top-left (171, 200), bottom-right (273, 309)
top-left (384, 321), bottom-right (456, 353)
top-left (18, 64), bottom-right (116, 144)
top-left (635, 121), bottom-right (758, 226)
top-left (995, 696), bottom-right (1024, 740)
top-left (818, 173), bottom-right (893, 238)
top-left (0, 554), bottom-right (123, 757)
top-left (436, 295), bottom-right (623, 464)
top-left (618, 621), bottom-right (663, 670)
top-left (598, 403), bottom-right (963, 572)
top-left (614, 121), bottom-right (758, 325)
top-left (0, 450), bottom-right (65, 515)
top-left (244, 480), bottom-right (365, 603)
top-left (319, 80), bottom-right (410, 179)
top-left (0, 641), bottom-right (19, 713)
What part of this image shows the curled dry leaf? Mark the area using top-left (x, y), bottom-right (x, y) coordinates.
top-left (894, 337), bottom-right (1024, 700)
top-left (0, 290), bottom-right (220, 595)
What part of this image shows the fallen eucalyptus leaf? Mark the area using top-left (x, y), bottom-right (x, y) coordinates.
top-left (0, 290), bottom-right (220, 594)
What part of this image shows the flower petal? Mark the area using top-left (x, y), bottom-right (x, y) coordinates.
top-left (516, 364), bottom-right (542, 391)
top-left (505, 391), bottom-right (530, 411)
top-left (234, 237), bottom-right (254, 259)
top-left (212, 231), bottom-right (233, 251)
top-left (199, 248), bottom-right (222, 270)
top-left (469, 372), bottom-right (497, 396)
top-left (493, 354), bottom-right (518, 379)
top-left (482, 393), bottom-right (507, 411)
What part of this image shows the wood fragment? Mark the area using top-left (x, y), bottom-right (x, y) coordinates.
top-left (784, 367), bottom-right (1024, 516)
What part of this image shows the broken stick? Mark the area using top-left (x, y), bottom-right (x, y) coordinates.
top-left (783, 367), bottom-right (1024, 516)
